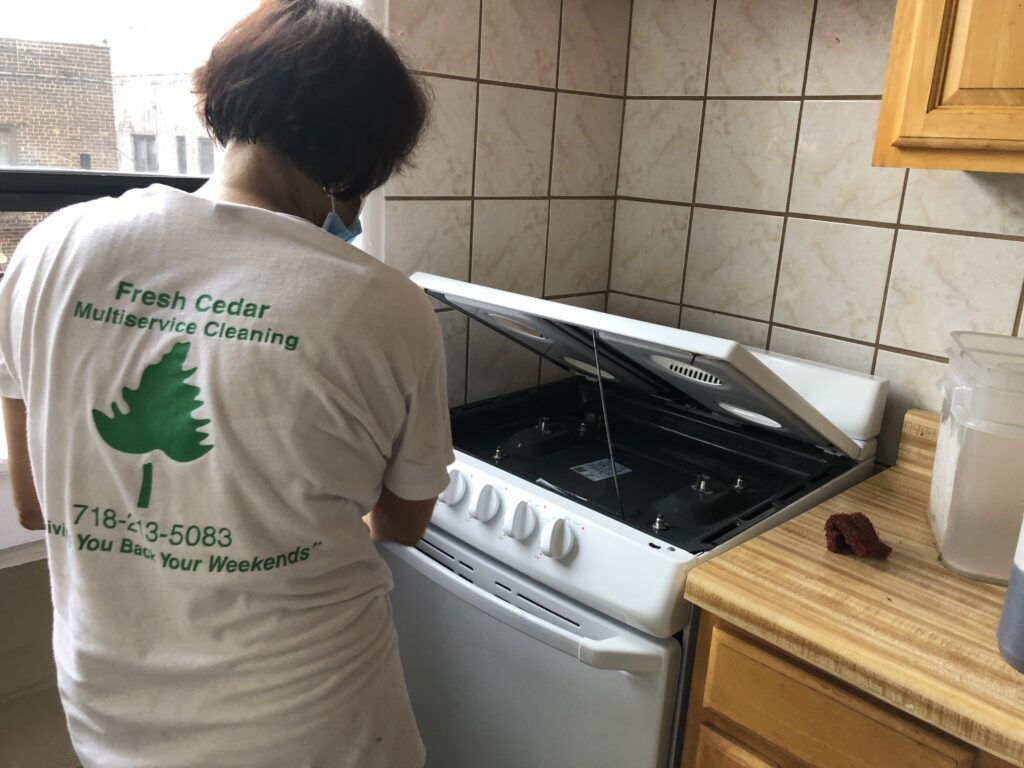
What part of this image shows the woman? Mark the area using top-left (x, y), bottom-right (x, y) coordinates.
top-left (0, 2), bottom-right (450, 766)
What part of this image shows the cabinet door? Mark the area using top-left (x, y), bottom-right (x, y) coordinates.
top-left (701, 624), bottom-right (975, 768)
top-left (695, 725), bottom-right (779, 768)
top-left (875, 0), bottom-right (1024, 172)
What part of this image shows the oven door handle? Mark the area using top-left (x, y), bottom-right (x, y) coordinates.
top-left (390, 543), bottom-right (664, 674)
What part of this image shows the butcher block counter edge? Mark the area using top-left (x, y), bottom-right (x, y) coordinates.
top-left (683, 410), bottom-right (1024, 767)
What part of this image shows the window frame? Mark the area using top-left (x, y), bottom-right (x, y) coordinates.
top-left (0, 168), bottom-right (204, 213)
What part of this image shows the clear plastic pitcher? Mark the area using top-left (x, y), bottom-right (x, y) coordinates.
top-left (929, 332), bottom-right (1024, 584)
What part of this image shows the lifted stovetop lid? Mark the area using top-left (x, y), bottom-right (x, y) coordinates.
top-left (414, 274), bottom-right (875, 459)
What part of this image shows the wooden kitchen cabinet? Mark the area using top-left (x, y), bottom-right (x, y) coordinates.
top-left (874, 0), bottom-right (1024, 172)
top-left (681, 615), bottom-right (1015, 768)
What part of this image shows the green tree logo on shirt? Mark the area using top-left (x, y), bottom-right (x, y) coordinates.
top-left (93, 341), bottom-right (213, 508)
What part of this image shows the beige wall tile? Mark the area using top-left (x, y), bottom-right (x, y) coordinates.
top-left (608, 292), bottom-right (680, 326)
top-left (627, 0), bottom-right (714, 96)
top-left (902, 171), bottom-right (1024, 238)
top-left (558, 0), bottom-right (631, 95)
top-left (707, 0), bottom-right (814, 96)
top-left (389, 0), bottom-right (480, 77)
top-left (472, 199), bottom-right (549, 297)
top-left (384, 200), bottom-right (472, 281)
top-left (480, 0), bottom-right (561, 87)
top-left (437, 310), bottom-right (468, 407)
top-left (468, 323), bottom-right (540, 401)
top-left (880, 230), bottom-right (1024, 357)
top-left (475, 84), bottom-right (555, 197)
top-left (551, 94), bottom-right (623, 196)
top-left (774, 218), bottom-right (892, 341)
top-left (555, 293), bottom-right (607, 311)
top-left (545, 199), bottom-right (615, 296)
top-left (768, 327), bottom-right (874, 372)
top-left (873, 351), bottom-right (947, 465)
top-left (618, 99), bottom-right (702, 202)
top-left (680, 307), bottom-right (769, 347)
top-left (609, 200), bottom-right (689, 302)
top-left (806, 0), bottom-right (897, 96)
top-left (695, 100), bottom-right (800, 211)
top-left (683, 208), bottom-right (783, 320)
top-left (387, 77), bottom-right (477, 196)
top-left (790, 100), bottom-right (904, 222)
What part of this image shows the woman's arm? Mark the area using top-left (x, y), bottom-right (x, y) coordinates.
top-left (363, 486), bottom-right (436, 546)
top-left (2, 397), bottom-right (43, 530)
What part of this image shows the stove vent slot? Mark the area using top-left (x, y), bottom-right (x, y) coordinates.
top-left (700, 522), bottom-right (740, 546)
top-left (418, 538), bottom-right (455, 563)
top-left (516, 593), bottom-right (581, 628)
top-left (651, 355), bottom-right (723, 387)
top-left (740, 501), bottom-right (773, 522)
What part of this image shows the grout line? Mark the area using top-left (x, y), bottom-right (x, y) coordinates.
top-left (870, 169), bottom-right (910, 374)
top-left (386, 195), bottom-right (1024, 245)
top-left (876, 344), bottom-right (948, 364)
top-left (681, 302), bottom-right (769, 324)
top-left (676, 0), bottom-right (718, 330)
top-left (610, 289), bottom-right (682, 307)
top-left (541, 0), bottom-right (565, 301)
top-left (604, 0), bottom-right (634, 306)
top-left (771, 322), bottom-right (876, 348)
top-left (545, 290), bottom-right (607, 301)
top-left (1014, 278), bottom-right (1024, 337)
top-left (384, 194), bottom-right (619, 201)
top-left (462, 0), bottom-right (484, 404)
top-left (412, 73), bottom-right (882, 104)
top-left (765, 0), bottom-right (818, 351)
top-left (896, 222), bottom-right (1024, 244)
top-left (409, 75), bottom-right (652, 102)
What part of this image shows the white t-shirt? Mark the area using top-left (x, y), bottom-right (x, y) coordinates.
top-left (0, 184), bottom-right (453, 768)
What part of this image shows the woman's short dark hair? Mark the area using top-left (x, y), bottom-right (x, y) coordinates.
top-left (193, 0), bottom-right (429, 199)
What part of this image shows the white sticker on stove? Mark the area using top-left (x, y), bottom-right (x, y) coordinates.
top-left (570, 459), bottom-right (632, 482)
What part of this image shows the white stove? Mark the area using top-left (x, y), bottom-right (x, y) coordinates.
top-left (381, 275), bottom-right (888, 768)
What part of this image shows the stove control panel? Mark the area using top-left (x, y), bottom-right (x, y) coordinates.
top-left (429, 455), bottom-right (696, 638)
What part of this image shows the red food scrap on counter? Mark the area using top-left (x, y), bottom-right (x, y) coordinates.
top-left (824, 512), bottom-right (892, 559)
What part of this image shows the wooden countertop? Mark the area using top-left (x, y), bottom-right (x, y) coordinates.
top-left (684, 410), bottom-right (1024, 767)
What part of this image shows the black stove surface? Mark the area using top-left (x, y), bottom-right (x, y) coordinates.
top-left (451, 379), bottom-right (854, 554)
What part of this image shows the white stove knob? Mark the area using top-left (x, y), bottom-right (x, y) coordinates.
top-left (503, 501), bottom-right (537, 540)
top-left (439, 470), bottom-right (467, 506)
top-left (471, 484), bottom-right (502, 522)
top-left (539, 518), bottom-right (574, 560)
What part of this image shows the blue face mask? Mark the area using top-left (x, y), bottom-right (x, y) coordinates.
top-left (322, 210), bottom-right (362, 243)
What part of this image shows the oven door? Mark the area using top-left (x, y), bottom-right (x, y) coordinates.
top-left (380, 528), bottom-right (682, 768)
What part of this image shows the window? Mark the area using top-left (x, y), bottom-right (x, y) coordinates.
top-left (197, 138), bottom-right (215, 175)
top-left (79, 153), bottom-right (92, 170)
top-left (176, 136), bottom-right (187, 174)
top-left (132, 135), bottom-right (158, 173)
top-left (0, 129), bottom-right (16, 167)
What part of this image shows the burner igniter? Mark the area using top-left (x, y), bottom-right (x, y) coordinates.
top-left (536, 416), bottom-right (551, 433)
top-left (491, 446), bottom-right (506, 462)
top-left (692, 474), bottom-right (712, 494)
top-left (733, 476), bottom-right (747, 491)
top-left (651, 514), bottom-right (671, 533)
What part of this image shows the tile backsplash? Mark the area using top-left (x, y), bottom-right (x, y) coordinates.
top-left (384, 0), bottom-right (1024, 465)
top-left (385, 0), bottom-right (621, 407)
